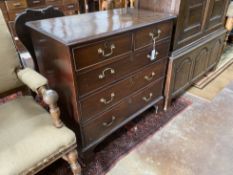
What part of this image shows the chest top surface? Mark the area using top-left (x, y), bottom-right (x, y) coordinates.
top-left (26, 8), bottom-right (175, 45)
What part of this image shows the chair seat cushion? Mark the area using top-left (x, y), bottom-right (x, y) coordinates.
top-left (0, 96), bottom-right (76, 175)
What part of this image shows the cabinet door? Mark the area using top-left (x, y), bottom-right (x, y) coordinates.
top-left (192, 46), bottom-right (210, 82)
top-left (205, 0), bottom-right (229, 32)
top-left (173, 0), bottom-right (208, 50)
top-left (207, 34), bottom-right (225, 69)
top-left (171, 55), bottom-right (194, 96)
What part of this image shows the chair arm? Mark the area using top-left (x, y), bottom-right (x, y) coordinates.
top-left (17, 68), bottom-right (63, 128)
top-left (17, 68), bottom-right (48, 93)
top-left (38, 86), bottom-right (63, 128)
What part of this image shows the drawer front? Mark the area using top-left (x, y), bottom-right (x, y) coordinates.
top-left (82, 77), bottom-right (164, 146)
top-left (134, 20), bottom-right (173, 50)
top-left (77, 40), bottom-right (170, 97)
top-left (73, 33), bottom-right (132, 70)
top-left (80, 58), bottom-right (167, 122)
top-left (6, 0), bottom-right (27, 11)
top-left (27, 0), bottom-right (45, 7)
top-left (45, 0), bottom-right (62, 5)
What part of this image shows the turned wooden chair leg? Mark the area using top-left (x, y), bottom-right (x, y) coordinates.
top-left (63, 150), bottom-right (82, 175)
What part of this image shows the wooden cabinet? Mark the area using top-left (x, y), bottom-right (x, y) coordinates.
top-left (26, 9), bottom-right (175, 159)
top-left (165, 30), bottom-right (226, 105)
top-left (138, 0), bottom-right (229, 109)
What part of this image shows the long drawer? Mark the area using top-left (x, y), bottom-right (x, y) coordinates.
top-left (73, 33), bottom-right (132, 70)
top-left (82, 77), bottom-right (164, 147)
top-left (80, 58), bottom-right (167, 123)
top-left (77, 39), bottom-right (170, 97)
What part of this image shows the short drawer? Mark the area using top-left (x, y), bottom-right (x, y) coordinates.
top-left (82, 77), bottom-right (164, 146)
top-left (134, 20), bottom-right (173, 50)
top-left (5, 0), bottom-right (27, 11)
top-left (45, 0), bottom-right (62, 5)
top-left (27, 0), bottom-right (45, 7)
top-left (73, 33), bottom-right (132, 70)
top-left (80, 58), bottom-right (167, 122)
top-left (77, 40), bottom-right (170, 97)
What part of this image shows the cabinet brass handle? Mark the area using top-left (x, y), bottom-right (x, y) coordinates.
top-left (98, 44), bottom-right (115, 57)
top-left (142, 93), bottom-right (153, 102)
top-left (99, 68), bottom-right (115, 79)
top-left (144, 72), bottom-right (156, 81)
top-left (149, 29), bottom-right (161, 41)
top-left (102, 116), bottom-right (116, 127)
top-left (13, 2), bottom-right (21, 7)
top-left (100, 93), bottom-right (115, 105)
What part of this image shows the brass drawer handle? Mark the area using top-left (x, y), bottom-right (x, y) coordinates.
top-left (98, 44), bottom-right (115, 57)
top-left (149, 29), bottom-right (161, 41)
top-left (144, 72), bottom-right (156, 81)
top-left (13, 2), bottom-right (22, 7)
top-left (102, 116), bottom-right (116, 127)
top-left (147, 51), bottom-right (158, 60)
top-left (99, 68), bottom-right (115, 79)
top-left (100, 93), bottom-right (115, 105)
top-left (142, 93), bottom-right (153, 102)
top-left (67, 4), bottom-right (75, 8)
top-left (32, 0), bottom-right (41, 4)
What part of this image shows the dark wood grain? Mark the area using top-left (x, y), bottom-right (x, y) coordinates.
top-left (26, 8), bottom-right (175, 45)
top-left (134, 20), bottom-right (173, 50)
top-left (79, 58), bottom-right (167, 123)
top-left (77, 40), bottom-right (171, 97)
top-left (138, 0), bottom-right (230, 50)
top-left (73, 33), bottom-right (132, 70)
top-left (82, 77), bottom-right (164, 148)
top-left (138, 0), bottom-right (229, 110)
top-left (205, 0), bottom-right (229, 33)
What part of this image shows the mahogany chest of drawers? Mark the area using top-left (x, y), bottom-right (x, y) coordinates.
top-left (26, 9), bottom-right (175, 158)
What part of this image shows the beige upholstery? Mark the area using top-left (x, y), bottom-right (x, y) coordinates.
top-left (17, 68), bottom-right (48, 92)
top-left (0, 96), bottom-right (76, 175)
top-left (227, 2), bottom-right (233, 17)
top-left (0, 10), bottom-right (23, 94)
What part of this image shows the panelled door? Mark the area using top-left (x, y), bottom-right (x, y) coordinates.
top-left (205, 0), bottom-right (229, 33)
top-left (173, 0), bottom-right (208, 50)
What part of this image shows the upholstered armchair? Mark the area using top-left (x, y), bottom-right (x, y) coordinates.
top-left (0, 10), bottom-right (81, 175)
top-left (226, 2), bottom-right (233, 43)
